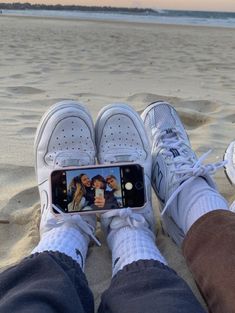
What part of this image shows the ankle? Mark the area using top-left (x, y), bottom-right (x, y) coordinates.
top-left (175, 177), bottom-right (229, 234)
top-left (108, 226), bottom-right (167, 277)
top-left (31, 224), bottom-right (89, 270)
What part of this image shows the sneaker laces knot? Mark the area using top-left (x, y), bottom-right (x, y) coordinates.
top-left (103, 208), bottom-right (148, 229)
top-left (176, 150), bottom-right (225, 178)
top-left (51, 205), bottom-right (101, 246)
top-left (161, 149), bottom-right (226, 216)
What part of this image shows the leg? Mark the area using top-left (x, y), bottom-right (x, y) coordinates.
top-left (183, 210), bottom-right (235, 313)
top-left (0, 252), bottom-right (93, 313)
top-left (98, 260), bottom-right (205, 313)
top-left (0, 101), bottom-right (97, 312)
top-left (142, 101), bottom-right (232, 312)
top-left (95, 103), bottom-right (206, 313)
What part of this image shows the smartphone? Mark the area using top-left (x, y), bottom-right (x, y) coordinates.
top-left (51, 163), bottom-right (146, 214)
top-left (95, 188), bottom-right (104, 198)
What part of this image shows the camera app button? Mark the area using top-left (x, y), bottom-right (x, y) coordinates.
top-left (125, 182), bottom-right (133, 190)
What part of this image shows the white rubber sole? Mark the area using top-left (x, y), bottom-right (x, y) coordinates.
top-left (161, 214), bottom-right (185, 246)
top-left (224, 141), bottom-right (235, 185)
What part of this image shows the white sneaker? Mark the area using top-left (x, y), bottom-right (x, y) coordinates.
top-left (141, 101), bottom-right (224, 244)
top-left (224, 141), bottom-right (235, 185)
top-left (95, 103), bottom-right (155, 233)
top-left (34, 100), bottom-right (96, 239)
top-left (230, 200), bottom-right (235, 213)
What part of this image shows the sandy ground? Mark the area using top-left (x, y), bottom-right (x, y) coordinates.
top-left (1, 15), bottom-right (235, 310)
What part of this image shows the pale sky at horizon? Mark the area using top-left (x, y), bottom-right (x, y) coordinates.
top-left (6, 0), bottom-right (235, 12)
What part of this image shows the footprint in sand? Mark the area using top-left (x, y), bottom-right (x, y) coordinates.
top-left (178, 109), bottom-right (213, 130)
top-left (0, 186), bottom-right (41, 269)
top-left (134, 96), bottom-right (214, 131)
top-left (127, 93), bottom-right (166, 105)
top-left (180, 100), bottom-right (220, 113)
top-left (1, 186), bottom-right (39, 216)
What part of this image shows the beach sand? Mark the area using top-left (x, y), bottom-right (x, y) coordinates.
top-left (1, 15), bottom-right (235, 310)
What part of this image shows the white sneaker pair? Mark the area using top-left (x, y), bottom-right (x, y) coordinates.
top-left (34, 100), bottom-right (225, 268)
top-left (34, 101), bottom-right (154, 252)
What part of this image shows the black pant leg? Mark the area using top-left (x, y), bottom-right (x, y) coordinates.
top-left (98, 260), bottom-right (206, 313)
top-left (0, 251), bottom-right (94, 313)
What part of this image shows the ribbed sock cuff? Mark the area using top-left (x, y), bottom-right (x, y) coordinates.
top-left (31, 225), bottom-right (89, 270)
top-left (184, 194), bottom-right (229, 233)
top-left (108, 226), bottom-right (167, 277)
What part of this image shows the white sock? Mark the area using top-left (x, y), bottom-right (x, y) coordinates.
top-left (171, 177), bottom-right (229, 234)
top-left (31, 224), bottom-right (89, 270)
top-left (107, 226), bottom-right (167, 277)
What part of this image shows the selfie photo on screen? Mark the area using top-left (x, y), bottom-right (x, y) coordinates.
top-left (51, 164), bottom-right (145, 213)
top-left (66, 167), bottom-right (122, 212)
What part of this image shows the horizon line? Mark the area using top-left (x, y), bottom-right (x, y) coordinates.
top-left (1, 2), bottom-right (235, 13)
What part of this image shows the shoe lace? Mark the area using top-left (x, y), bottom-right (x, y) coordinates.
top-left (51, 205), bottom-right (101, 246)
top-left (159, 130), bottom-right (226, 216)
top-left (103, 208), bottom-right (148, 229)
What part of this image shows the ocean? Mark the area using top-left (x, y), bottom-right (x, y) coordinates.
top-left (1, 8), bottom-right (235, 28)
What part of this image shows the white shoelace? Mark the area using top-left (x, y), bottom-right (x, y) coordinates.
top-left (103, 208), bottom-right (148, 229)
top-left (158, 130), bottom-right (226, 216)
top-left (51, 205), bottom-right (101, 246)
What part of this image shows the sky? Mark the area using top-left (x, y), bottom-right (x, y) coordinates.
top-left (9, 0), bottom-right (235, 12)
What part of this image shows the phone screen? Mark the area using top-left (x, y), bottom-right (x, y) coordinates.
top-left (51, 164), bottom-right (145, 213)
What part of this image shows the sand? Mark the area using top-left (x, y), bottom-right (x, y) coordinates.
top-left (1, 15), bottom-right (235, 310)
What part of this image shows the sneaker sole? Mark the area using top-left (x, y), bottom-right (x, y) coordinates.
top-left (161, 214), bottom-right (185, 246)
top-left (224, 141), bottom-right (235, 185)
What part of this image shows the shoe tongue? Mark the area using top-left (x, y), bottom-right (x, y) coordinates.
top-left (155, 127), bottom-right (175, 140)
top-left (163, 129), bottom-right (186, 159)
top-left (163, 129), bottom-right (181, 158)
